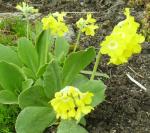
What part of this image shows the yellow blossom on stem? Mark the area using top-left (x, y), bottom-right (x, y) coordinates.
top-left (16, 2), bottom-right (38, 39)
top-left (16, 2), bottom-right (38, 15)
top-left (82, 24), bottom-right (98, 36)
top-left (76, 13), bottom-right (98, 36)
top-left (100, 8), bottom-right (145, 65)
top-left (41, 12), bottom-right (68, 36)
top-left (50, 86), bottom-right (94, 121)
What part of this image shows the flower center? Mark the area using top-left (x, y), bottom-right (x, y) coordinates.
top-left (107, 41), bottom-right (118, 50)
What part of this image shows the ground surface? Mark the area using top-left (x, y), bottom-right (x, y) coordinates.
top-left (0, 0), bottom-right (150, 133)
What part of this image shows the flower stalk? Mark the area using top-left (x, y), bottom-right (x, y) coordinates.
top-left (90, 49), bottom-right (101, 80)
top-left (16, 2), bottom-right (38, 39)
top-left (73, 30), bottom-right (81, 52)
top-left (26, 15), bottom-right (29, 39)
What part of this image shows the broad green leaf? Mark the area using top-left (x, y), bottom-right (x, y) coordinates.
top-left (19, 86), bottom-right (49, 109)
top-left (0, 84), bottom-right (3, 91)
top-left (36, 30), bottom-right (53, 67)
top-left (30, 21), bottom-right (43, 45)
top-left (22, 79), bottom-right (33, 91)
top-left (34, 78), bottom-right (44, 86)
top-left (79, 117), bottom-right (86, 126)
top-left (57, 120), bottom-right (88, 133)
top-left (0, 62), bottom-right (25, 93)
top-left (54, 37), bottom-right (69, 63)
top-left (0, 90), bottom-right (18, 104)
top-left (78, 80), bottom-right (106, 107)
top-left (62, 47), bottom-right (96, 86)
top-left (18, 38), bottom-right (39, 74)
top-left (22, 67), bottom-right (36, 80)
top-left (16, 107), bottom-right (56, 133)
top-left (71, 74), bottom-right (88, 87)
top-left (36, 64), bottom-right (48, 78)
top-left (43, 60), bottom-right (62, 99)
top-left (35, 21), bottom-right (43, 41)
top-left (0, 44), bottom-right (21, 66)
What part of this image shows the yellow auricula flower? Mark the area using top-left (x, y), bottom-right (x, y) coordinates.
top-left (100, 8), bottom-right (145, 65)
top-left (41, 12), bottom-right (68, 36)
top-left (76, 13), bottom-right (98, 36)
top-left (50, 86), bottom-right (94, 121)
top-left (16, 2), bottom-right (38, 15)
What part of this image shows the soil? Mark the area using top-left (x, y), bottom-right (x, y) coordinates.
top-left (86, 54), bottom-right (150, 133)
top-left (0, 0), bottom-right (150, 133)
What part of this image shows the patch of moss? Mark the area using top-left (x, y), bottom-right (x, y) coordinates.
top-left (0, 17), bottom-right (26, 45)
top-left (0, 104), bottom-right (20, 133)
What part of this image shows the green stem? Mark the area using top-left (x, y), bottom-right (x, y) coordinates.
top-left (73, 30), bottom-right (81, 52)
top-left (26, 15), bottom-right (29, 39)
top-left (90, 49), bottom-right (101, 80)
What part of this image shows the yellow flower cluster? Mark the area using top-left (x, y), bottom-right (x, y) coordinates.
top-left (42, 12), bottom-right (68, 36)
top-left (100, 8), bottom-right (145, 65)
top-left (16, 2), bottom-right (38, 15)
top-left (76, 14), bottom-right (98, 36)
top-left (50, 86), bottom-right (94, 121)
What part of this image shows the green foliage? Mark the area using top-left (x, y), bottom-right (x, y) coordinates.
top-left (78, 80), bottom-right (106, 107)
top-left (43, 60), bottom-right (62, 99)
top-left (0, 17), bottom-right (26, 37)
top-left (0, 90), bottom-right (18, 104)
top-left (0, 62), bottom-right (25, 93)
top-left (0, 17), bottom-right (43, 46)
top-left (0, 104), bottom-right (20, 133)
top-left (0, 34), bottom-right (16, 46)
top-left (0, 17), bottom-right (26, 46)
top-left (19, 86), bottom-right (49, 109)
top-left (0, 33), bottom-right (104, 133)
top-left (15, 107), bottom-right (55, 133)
top-left (0, 62), bottom-right (25, 104)
top-left (36, 30), bottom-right (53, 68)
top-left (54, 37), bottom-right (69, 63)
top-left (18, 38), bottom-right (39, 75)
top-left (57, 120), bottom-right (88, 133)
top-left (0, 8), bottom-right (107, 133)
top-left (62, 47), bottom-right (96, 86)
top-left (0, 44), bottom-right (22, 66)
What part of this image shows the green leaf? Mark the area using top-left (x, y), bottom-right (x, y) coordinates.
top-left (0, 62), bottom-right (25, 93)
top-left (18, 38), bottom-right (39, 74)
top-left (0, 44), bottom-right (21, 66)
top-left (54, 37), bottom-right (69, 63)
top-left (71, 74), bottom-right (88, 88)
top-left (43, 60), bottom-right (62, 99)
top-left (0, 84), bottom-right (3, 91)
top-left (62, 47), bottom-right (96, 86)
top-left (31, 21), bottom-right (43, 44)
top-left (79, 117), bottom-right (86, 126)
top-left (80, 70), bottom-right (109, 79)
top-left (36, 30), bottom-right (53, 67)
top-left (57, 120), bottom-right (88, 133)
top-left (19, 86), bottom-right (49, 109)
top-left (78, 80), bottom-right (106, 107)
top-left (22, 79), bottom-right (33, 91)
top-left (36, 64), bottom-right (48, 78)
top-left (16, 107), bottom-right (56, 133)
top-left (22, 67), bottom-right (36, 80)
top-left (35, 21), bottom-right (43, 41)
top-left (0, 90), bottom-right (18, 104)
top-left (34, 78), bottom-right (44, 86)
